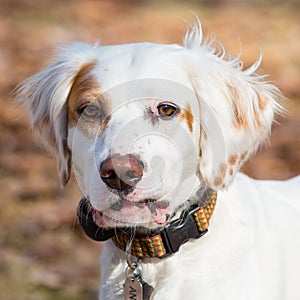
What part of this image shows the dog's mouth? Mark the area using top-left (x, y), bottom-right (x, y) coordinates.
top-left (92, 198), bottom-right (172, 228)
top-left (78, 187), bottom-right (216, 243)
top-left (77, 197), bottom-right (172, 242)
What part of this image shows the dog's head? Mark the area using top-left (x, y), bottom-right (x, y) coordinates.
top-left (16, 25), bottom-right (281, 229)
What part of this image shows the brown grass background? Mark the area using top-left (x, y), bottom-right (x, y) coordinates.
top-left (0, 1), bottom-right (299, 299)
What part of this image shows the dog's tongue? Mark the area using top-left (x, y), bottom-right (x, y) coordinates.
top-left (150, 208), bottom-right (167, 224)
top-left (147, 201), bottom-right (170, 224)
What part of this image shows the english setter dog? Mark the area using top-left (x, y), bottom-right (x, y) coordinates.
top-left (17, 23), bottom-right (300, 300)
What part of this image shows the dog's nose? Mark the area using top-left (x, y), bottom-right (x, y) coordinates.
top-left (100, 154), bottom-right (144, 192)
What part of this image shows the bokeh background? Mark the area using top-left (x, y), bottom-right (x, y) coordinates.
top-left (0, 0), bottom-right (299, 299)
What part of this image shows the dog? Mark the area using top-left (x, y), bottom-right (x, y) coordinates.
top-left (16, 23), bottom-right (300, 300)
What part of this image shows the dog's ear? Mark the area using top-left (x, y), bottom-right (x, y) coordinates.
top-left (15, 42), bottom-right (98, 187)
top-left (192, 59), bottom-right (282, 190)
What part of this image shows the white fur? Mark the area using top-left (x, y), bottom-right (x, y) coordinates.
top-left (100, 173), bottom-right (300, 300)
top-left (16, 23), bottom-right (300, 299)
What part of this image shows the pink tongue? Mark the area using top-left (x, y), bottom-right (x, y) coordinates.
top-left (93, 210), bottom-right (105, 227)
top-left (151, 208), bottom-right (167, 224)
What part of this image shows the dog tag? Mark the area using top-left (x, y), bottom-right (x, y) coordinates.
top-left (142, 280), bottom-right (154, 300)
top-left (124, 276), bottom-right (154, 300)
top-left (124, 276), bottom-right (143, 300)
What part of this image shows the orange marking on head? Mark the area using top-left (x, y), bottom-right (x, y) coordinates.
top-left (67, 62), bottom-right (99, 127)
top-left (180, 103), bottom-right (194, 133)
top-left (257, 93), bottom-right (269, 111)
top-left (219, 163), bottom-right (227, 177)
top-left (199, 148), bottom-right (203, 158)
top-left (213, 176), bottom-right (223, 187)
top-left (240, 151), bottom-right (248, 162)
top-left (212, 164), bottom-right (228, 188)
top-left (227, 85), bottom-right (249, 130)
top-left (228, 154), bottom-right (238, 166)
top-left (67, 62), bottom-right (111, 137)
top-left (254, 109), bottom-right (263, 131)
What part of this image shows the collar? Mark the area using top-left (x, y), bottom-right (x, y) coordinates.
top-left (77, 189), bottom-right (217, 259)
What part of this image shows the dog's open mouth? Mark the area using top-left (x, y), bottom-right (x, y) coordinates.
top-left (93, 198), bottom-right (172, 227)
top-left (77, 197), bottom-right (172, 241)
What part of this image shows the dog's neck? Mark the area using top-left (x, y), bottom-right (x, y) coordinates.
top-left (77, 187), bottom-right (217, 259)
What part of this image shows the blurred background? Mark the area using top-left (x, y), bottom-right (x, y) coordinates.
top-left (0, 0), bottom-right (299, 299)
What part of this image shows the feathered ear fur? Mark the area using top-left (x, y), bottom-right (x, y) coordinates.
top-left (15, 42), bottom-right (98, 187)
top-left (184, 24), bottom-right (283, 190)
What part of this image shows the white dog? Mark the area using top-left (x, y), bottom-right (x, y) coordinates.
top-left (17, 23), bottom-right (300, 300)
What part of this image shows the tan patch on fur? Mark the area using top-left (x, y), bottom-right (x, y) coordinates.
top-left (229, 168), bottom-right (234, 176)
top-left (199, 148), bottom-right (203, 158)
top-left (240, 151), bottom-right (248, 162)
top-left (253, 91), bottom-right (268, 131)
top-left (213, 176), bottom-right (223, 187)
top-left (257, 93), bottom-right (269, 111)
top-left (180, 103), bottom-right (194, 133)
top-left (68, 62), bottom-right (98, 127)
top-left (219, 163), bottom-right (227, 177)
top-left (228, 154), bottom-right (238, 166)
top-left (227, 85), bottom-right (249, 130)
top-left (212, 164), bottom-right (227, 187)
top-left (67, 62), bottom-right (111, 137)
top-left (254, 109), bottom-right (263, 131)
top-left (199, 126), bottom-right (208, 158)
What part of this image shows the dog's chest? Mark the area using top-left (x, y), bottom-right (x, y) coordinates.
top-left (99, 230), bottom-right (257, 300)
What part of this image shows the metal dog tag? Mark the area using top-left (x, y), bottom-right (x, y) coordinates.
top-left (124, 276), bottom-right (154, 300)
top-left (124, 240), bottom-right (154, 300)
top-left (141, 280), bottom-right (154, 300)
top-left (124, 276), bottom-right (143, 300)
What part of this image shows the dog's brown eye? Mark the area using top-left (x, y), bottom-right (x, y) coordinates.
top-left (157, 103), bottom-right (178, 119)
top-left (78, 105), bottom-right (100, 119)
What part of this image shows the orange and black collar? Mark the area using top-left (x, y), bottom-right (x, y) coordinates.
top-left (77, 189), bottom-right (217, 259)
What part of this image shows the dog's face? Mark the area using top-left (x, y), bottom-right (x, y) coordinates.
top-left (16, 28), bottom-right (281, 229)
top-left (67, 46), bottom-right (202, 227)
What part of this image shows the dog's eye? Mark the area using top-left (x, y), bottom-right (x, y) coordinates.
top-left (157, 103), bottom-right (178, 119)
top-left (78, 104), bottom-right (100, 119)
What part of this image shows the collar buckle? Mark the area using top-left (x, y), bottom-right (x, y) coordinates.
top-left (158, 206), bottom-right (208, 258)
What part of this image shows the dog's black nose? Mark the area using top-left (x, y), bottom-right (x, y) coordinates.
top-left (100, 154), bottom-right (144, 192)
